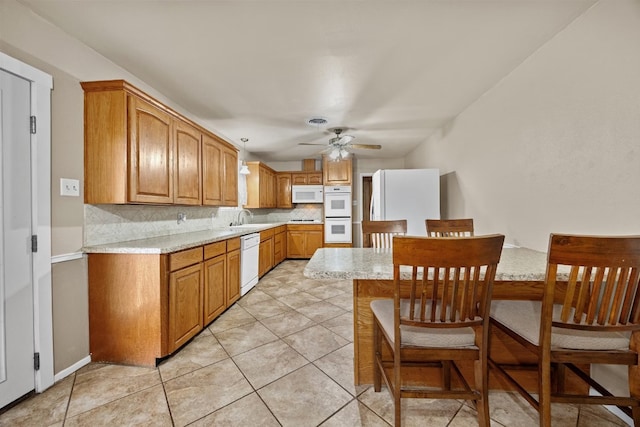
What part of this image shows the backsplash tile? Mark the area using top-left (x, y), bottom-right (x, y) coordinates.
top-left (84, 204), bottom-right (323, 246)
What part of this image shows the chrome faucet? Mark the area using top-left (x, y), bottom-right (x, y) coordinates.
top-left (235, 209), bottom-right (253, 226)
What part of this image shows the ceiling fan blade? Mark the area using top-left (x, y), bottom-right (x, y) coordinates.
top-left (299, 142), bottom-right (329, 146)
top-left (350, 143), bottom-right (381, 150)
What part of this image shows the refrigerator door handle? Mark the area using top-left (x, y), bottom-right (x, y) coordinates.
top-left (369, 193), bottom-right (375, 220)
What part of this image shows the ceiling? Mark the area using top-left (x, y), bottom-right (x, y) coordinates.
top-left (19, 0), bottom-right (595, 161)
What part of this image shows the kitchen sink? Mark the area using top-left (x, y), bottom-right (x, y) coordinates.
top-left (230, 223), bottom-right (272, 229)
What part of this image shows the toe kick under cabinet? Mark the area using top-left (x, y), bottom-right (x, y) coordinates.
top-left (88, 237), bottom-right (240, 367)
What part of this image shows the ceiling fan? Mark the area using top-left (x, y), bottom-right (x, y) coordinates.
top-left (300, 128), bottom-right (381, 160)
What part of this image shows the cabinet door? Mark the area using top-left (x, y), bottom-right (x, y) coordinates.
top-left (277, 173), bottom-right (292, 208)
top-left (202, 133), bottom-right (223, 205)
top-left (305, 230), bottom-right (324, 258)
top-left (259, 238), bottom-right (274, 277)
top-left (291, 173), bottom-right (308, 185)
top-left (323, 156), bottom-right (352, 185)
top-left (222, 146), bottom-right (238, 206)
top-left (168, 263), bottom-right (203, 352)
top-left (174, 120), bottom-right (201, 205)
top-left (203, 254), bottom-right (226, 324)
top-left (226, 249), bottom-right (241, 306)
top-left (128, 96), bottom-right (174, 203)
top-left (308, 172), bottom-right (323, 185)
top-left (287, 231), bottom-right (306, 259)
top-left (274, 232), bottom-right (285, 265)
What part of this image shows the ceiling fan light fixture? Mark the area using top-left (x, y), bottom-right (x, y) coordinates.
top-left (328, 147), bottom-right (341, 161)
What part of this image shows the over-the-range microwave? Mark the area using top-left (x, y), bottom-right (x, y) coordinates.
top-left (292, 185), bottom-right (323, 203)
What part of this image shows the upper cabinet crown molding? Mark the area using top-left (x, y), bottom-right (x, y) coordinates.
top-left (82, 79), bottom-right (237, 206)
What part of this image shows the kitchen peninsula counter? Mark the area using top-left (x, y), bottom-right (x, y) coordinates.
top-left (304, 247), bottom-right (582, 391)
top-left (304, 247), bottom-right (551, 282)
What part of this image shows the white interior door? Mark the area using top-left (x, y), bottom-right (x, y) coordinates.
top-left (0, 69), bottom-right (35, 408)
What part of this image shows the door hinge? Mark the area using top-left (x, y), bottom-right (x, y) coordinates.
top-left (34, 352), bottom-right (40, 371)
top-left (31, 235), bottom-right (38, 253)
top-left (30, 116), bottom-right (37, 134)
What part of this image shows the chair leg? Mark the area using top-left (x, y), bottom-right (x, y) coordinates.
top-left (539, 355), bottom-right (552, 427)
top-left (394, 342), bottom-right (402, 426)
top-left (629, 363), bottom-right (640, 426)
top-left (474, 358), bottom-right (490, 427)
top-left (373, 319), bottom-right (381, 392)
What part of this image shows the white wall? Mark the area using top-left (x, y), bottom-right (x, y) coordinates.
top-left (406, 0), bottom-right (640, 410)
top-left (406, 0), bottom-right (640, 252)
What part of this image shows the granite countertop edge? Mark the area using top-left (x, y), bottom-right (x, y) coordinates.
top-left (82, 222), bottom-right (297, 254)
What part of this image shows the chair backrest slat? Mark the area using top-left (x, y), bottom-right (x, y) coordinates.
top-left (393, 234), bottom-right (504, 329)
top-left (547, 234), bottom-right (640, 332)
top-left (426, 218), bottom-right (474, 237)
top-left (362, 220), bottom-right (407, 249)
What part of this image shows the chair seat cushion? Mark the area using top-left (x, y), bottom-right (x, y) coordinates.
top-left (490, 300), bottom-right (630, 350)
top-left (370, 299), bottom-right (477, 348)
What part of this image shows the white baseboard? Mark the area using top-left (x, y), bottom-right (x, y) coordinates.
top-left (53, 355), bottom-right (91, 382)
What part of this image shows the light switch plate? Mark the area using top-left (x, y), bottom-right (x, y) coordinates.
top-left (60, 178), bottom-right (80, 196)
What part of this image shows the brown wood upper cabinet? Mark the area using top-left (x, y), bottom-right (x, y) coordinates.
top-left (245, 161), bottom-right (277, 208)
top-left (202, 133), bottom-right (238, 207)
top-left (277, 172), bottom-right (292, 208)
top-left (174, 120), bottom-right (202, 205)
top-left (82, 80), bottom-right (237, 205)
top-left (323, 156), bottom-right (352, 185)
top-left (128, 95), bottom-right (174, 204)
top-left (291, 172), bottom-right (323, 185)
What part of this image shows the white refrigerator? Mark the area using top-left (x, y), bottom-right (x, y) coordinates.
top-left (370, 169), bottom-right (440, 236)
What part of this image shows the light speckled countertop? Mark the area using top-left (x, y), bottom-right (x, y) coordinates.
top-left (304, 247), bottom-right (555, 282)
top-left (82, 223), bottom-right (289, 254)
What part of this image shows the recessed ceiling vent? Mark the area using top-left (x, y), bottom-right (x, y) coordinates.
top-left (307, 117), bottom-right (328, 126)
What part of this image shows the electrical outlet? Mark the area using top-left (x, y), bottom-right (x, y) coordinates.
top-left (60, 178), bottom-right (80, 197)
top-left (177, 213), bottom-right (187, 224)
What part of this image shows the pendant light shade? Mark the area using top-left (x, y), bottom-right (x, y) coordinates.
top-left (239, 138), bottom-right (250, 175)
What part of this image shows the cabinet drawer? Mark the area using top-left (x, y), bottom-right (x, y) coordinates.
top-left (204, 241), bottom-right (226, 260)
top-left (260, 228), bottom-right (275, 241)
top-left (169, 247), bottom-right (203, 271)
top-left (274, 225), bottom-right (286, 235)
top-left (227, 237), bottom-right (241, 252)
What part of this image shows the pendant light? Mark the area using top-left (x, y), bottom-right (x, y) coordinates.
top-left (239, 138), bottom-right (250, 175)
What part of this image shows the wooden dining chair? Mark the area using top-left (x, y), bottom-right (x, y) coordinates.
top-left (362, 219), bottom-right (407, 249)
top-left (490, 234), bottom-right (640, 426)
top-left (371, 234), bottom-right (505, 426)
top-left (426, 218), bottom-right (474, 237)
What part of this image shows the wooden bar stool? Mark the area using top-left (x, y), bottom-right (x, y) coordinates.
top-left (490, 234), bottom-right (640, 426)
top-left (362, 219), bottom-right (407, 249)
top-left (426, 218), bottom-right (474, 237)
top-left (371, 234), bottom-right (505, 426)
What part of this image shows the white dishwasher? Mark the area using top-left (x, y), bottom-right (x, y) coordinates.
top-left (240, 233), bottom-right (260, 296)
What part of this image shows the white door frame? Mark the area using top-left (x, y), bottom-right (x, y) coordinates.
top-left (0, 51), bottom-right (53, 393)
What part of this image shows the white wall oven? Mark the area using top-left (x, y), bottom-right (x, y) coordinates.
top-left (324, 217), bottom-right (352, 243)
top-left (324, 186), bottom-right (352, 217)
top-left (324, 185), bottom-right (352, 243)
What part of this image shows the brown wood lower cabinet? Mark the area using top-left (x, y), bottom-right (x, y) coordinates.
top-left (88, 237), bottom-right (240, 367)
top-left (287, 224), bottom-right (323, 258)
top-left (88, 225), bottom-right (314, 367)
top-left (273, 226), bottom-right (287, 265)
top-left (259, 228), bottom-right (275, 278)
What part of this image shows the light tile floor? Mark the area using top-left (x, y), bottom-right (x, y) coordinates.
top-left (0, 260), bottom-right (630, 426)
